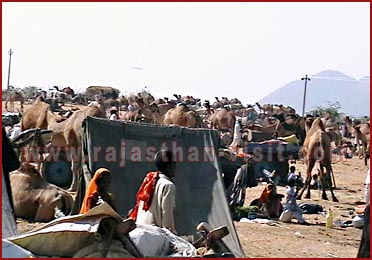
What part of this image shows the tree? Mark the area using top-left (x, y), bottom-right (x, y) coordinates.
top-left (310, 101), bottom-right (344, 122)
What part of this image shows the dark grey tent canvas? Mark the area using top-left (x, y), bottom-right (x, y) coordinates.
top-left (2, 169), bottom-right (18, 239)
top-left (81, 117), bottom-right (245, 257)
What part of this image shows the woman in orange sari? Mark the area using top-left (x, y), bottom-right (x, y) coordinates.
top-left (79, 168), bottom-right (117, 214)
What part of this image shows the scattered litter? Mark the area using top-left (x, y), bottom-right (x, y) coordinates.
top-left (239, 218), bottom-right (254, 223)
top-left (266, 221), bottom-right (280, 227)
top-left (239, 218), bottom-right (274, 225)
top-left (325, 242), bottom-right (331, 245)
top-left (294, 232), bottom-right (304, 237)
top-left (327, 253), bottom-right (338, 258)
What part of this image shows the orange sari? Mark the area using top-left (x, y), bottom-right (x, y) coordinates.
top-left (80, 168), bottom-right (115, 214)
top-left (258, 183), bottom-right (274, 204)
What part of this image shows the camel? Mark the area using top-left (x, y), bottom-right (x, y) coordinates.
top-left (276, 116), bottom-right (306, 145)
top-left (130, 97), bottom-right (163, 124)
top-left (210, 107), bottom-right (236, 132)
top-left (297, 118), bottom-right (338, 202)
top-left (10, 162), bottom-right (74, 222)
top-left (20, 100), bottom-right (64, 131)
top-left (324, 127), bottom-right (342, 147)
top-left (344, 117), bottom-right (370, 160)
top-left (47, 103), bottom-right (106, 191)
top-left (163, 103), bottom-right (204, 128)
top-left (121, 110), bottom-right (142, 122)
top-left (5, 91), bottom-right (25, 112)
top-left (211, 97), bottom-right (223, 110)
top-left (138, 92), bottom-right (155, 105)
top-left (255, 103), bottom-right (273, 116)
top-left (53, 86), bottom-right (75, 97)
top-left (118, 95), bottom-right (129, 108)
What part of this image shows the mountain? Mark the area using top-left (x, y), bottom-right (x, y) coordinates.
top-left (259, 70), bottom-right (370, 117)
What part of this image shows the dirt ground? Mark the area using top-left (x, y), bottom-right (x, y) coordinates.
top-left (4, 101), bottom-right (369, 258)
top-left (235, 157), bottom-right (368, 258)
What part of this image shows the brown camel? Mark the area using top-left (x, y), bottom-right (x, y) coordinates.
top-left (131, 97), bottom-right (162, 124)
top-left (324, 127), bottom-right (342, 147)
top-left (255, 103), bottom-right (273, 116)
top-left (210, 107), bottom-right (236, 132)
top-left (297, 118), bottom-right (338, 202)
top-left (121, 110), bottom-right (142, 122)
top-left (47, 103), bottom-right (106, 191)
top-left (118, 95), bottom-right (129, 108)
top-left (20, 100), bottom-right (63, 131)
top-left (10, 162), bottom-right (74, 222)
top-left (53, 86), bottom-right (75, 97)
top-left (163, 103), bottom-right (204, 128)
top-left (276, 116), bottom-right (306, 145)
top-left (5, 91), bottom-right (25, 112)
top-left (344, 117), bottom-right (370, 159)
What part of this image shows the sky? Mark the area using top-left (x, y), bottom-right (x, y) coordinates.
top-left (2, 2), bottom-right (370, 105)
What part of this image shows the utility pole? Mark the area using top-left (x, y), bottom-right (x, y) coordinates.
top-left (7, 49), bottom-right (13, 90)
top-left (301, 74), bottom-right (311, 117)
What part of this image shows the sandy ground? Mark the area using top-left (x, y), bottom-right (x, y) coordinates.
top-left (235, 156), bottom-right (368, 258)
top-left (4, 101), bottom-right (369, 258)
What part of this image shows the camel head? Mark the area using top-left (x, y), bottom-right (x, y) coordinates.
top-left (310, 117), bottom-right (325, 131)
top-left (18, 162), bottom-right (41, 177)
top-left (148, 102), bottom-right (159, 113)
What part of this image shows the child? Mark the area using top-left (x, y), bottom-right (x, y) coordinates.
top-left (279, 177), bottom-right (309, 225)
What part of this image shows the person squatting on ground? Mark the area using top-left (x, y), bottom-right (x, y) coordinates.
top-left (279, 176), bottom-right (309, 225)
top-left (80, 168), bottom-right (117, 214)
top-left (129, 149), bottom-right (177, 234)
top-left (257, 183), bottom-right (283, 218)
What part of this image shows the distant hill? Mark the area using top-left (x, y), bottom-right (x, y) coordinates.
top-left (259, 70), bottom-right (370, 117)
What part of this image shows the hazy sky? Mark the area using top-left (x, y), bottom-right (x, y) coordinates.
top-left (2, 2), bottom-right (370, 104)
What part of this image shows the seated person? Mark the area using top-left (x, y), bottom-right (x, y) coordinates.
top-left (257, 183), bottom-right (283, 218)
top-left (80, 168), bottom-right (117, 214)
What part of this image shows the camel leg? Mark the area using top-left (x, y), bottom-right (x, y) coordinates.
top-left (325, 164), bottom-right (338, 202)
top-left (297, 159), bottom-right (315, 200)
top-left (318, 164), bottom-right (329, 200)
top-left (68, 154), bottom-right (81, 192)
top-left (304, 159), bottom-right (315, 199)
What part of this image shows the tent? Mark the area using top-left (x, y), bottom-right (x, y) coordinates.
top-left (2, 126), bottom-right (20, 239)
top-left (75, 117), bottom-right (245, 257)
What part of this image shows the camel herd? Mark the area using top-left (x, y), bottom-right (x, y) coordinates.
top-left (4, 89), bottom-right (370, 222)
